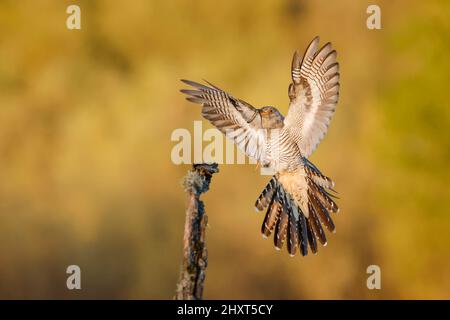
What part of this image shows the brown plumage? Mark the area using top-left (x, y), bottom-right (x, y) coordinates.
top-left (181, 36), bottom-right (341, 257)
top-left (274, 207), bottom-right (289, 250)
top-left (257, 164), bottom-right (338, 256)
top-left (261, 189), bottom-right (281, 238)
top-left (287, 215), bottom-right (299, 256)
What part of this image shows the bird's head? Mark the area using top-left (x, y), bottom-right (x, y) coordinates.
top-left (259, 106), bottom-right (284, 129)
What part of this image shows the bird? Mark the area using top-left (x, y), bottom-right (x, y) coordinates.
top-left (180, 36), bottom-right (340, 257)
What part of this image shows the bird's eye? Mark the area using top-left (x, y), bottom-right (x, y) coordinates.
top-left (268, 109), bottom-right (273, 114)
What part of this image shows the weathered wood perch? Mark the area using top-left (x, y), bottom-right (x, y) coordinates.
top-left (175, 163), bottom-right (219, 300)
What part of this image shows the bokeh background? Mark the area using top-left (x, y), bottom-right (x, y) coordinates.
top-left (0, 0), bottom-right (449, 299)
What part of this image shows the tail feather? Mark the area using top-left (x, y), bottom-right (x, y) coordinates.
top-left (274, 189), bottom-right (290, 250)
top-left (261, 190), bottom-right (281, 238)
top-left (255, 163), bottom-right (338, 257)
top-left (307, 176), bottom-right (339, 213)
top-left (308, 202), bottom-right (327, 245)
top-left (307, 219), bottom-right (318, 254)
top-left (255, 177), bottom-right (277, 211)
top-left (274, 208), bottom-right (289, 250)
top-left (284, 193), bottom-right (299, 256)
top-left (309, 191), bottom-right (335, 232)
top-left (287, 215), bottom-right (299, 256)
top-left (304, 158), bottom-right (335, 189)
top-left (296, 205), bottom-right (309, 256)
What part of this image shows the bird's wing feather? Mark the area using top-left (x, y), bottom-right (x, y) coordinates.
top-left (180, 79), bottom-right (267, 162)
top-left (284, 36), bottom-right (340, 158)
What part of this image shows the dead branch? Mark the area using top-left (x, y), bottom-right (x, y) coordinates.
top-left (175, 163), bottom-right (219, 300)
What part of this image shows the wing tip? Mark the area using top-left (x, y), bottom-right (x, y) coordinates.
top-left (309, 36), bottom-right (320, 49)
top-left (180, 79), bottom-right (211, 91)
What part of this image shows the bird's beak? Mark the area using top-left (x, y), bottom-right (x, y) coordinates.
top-left (259, 109), bottom-right (269, 116)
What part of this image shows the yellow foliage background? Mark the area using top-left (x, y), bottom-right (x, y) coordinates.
top-left (0, 0), bottom-right (449, 299)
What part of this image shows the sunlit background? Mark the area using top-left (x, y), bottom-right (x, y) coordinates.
top-left (0, 0), bottom-right (449, 299)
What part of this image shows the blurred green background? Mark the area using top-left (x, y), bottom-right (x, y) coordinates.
top-left (0, 0), bottom-right (449, 299)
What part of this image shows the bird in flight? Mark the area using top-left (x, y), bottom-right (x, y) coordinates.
top-left (180, 36), bottom-right (340, 257)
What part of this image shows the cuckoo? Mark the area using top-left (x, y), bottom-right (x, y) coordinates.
top-left (180, 36), bottom-right (340, 257)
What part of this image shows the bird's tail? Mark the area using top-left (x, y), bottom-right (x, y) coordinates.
top-left (255, 162), bottom-right (339, 257)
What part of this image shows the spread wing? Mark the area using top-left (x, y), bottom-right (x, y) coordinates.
top-left (284, 36), bottom-right (340, 158)
top-left (180, 79), bottom-right (267, 163)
